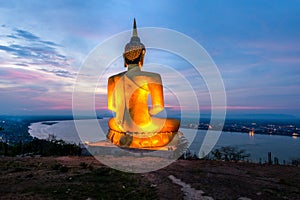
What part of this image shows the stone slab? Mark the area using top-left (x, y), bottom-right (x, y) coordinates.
top-left (86, 132), bottom-right (188, 159)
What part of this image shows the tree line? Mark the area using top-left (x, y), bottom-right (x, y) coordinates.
top-left (0, 137), bottom-right (81, 157)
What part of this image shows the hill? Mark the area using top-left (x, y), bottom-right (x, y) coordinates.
top-left (0, 156), bottom-right (299, 200)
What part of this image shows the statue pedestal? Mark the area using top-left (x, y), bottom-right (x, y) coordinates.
top-left (86, 131), bottom-right (187, 159)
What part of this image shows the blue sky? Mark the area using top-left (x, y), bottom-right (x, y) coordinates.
top-left (0, 0), bottom-right (300, 117)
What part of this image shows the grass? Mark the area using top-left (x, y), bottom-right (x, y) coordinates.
top-left (0, 157), bottom-right (157, 200)
top-left (20, 167), bottom-right (157, 200)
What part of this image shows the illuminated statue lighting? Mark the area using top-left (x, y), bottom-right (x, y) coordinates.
top-left (107, 19), bottom-right (180, 148)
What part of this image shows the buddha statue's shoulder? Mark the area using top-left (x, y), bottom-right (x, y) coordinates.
top-left (143, 71), bottom-right (162, 84)
top-left (139, 70), bottom-right (161, 80)
top-left (108, 71), bottom-right (126, 81)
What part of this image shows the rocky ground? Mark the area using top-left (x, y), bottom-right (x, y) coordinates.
top-left (0, 156), bottom-right (299, 200)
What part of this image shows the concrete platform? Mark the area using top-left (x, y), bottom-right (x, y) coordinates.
top-left (86, 131), bottom-right (188, 159)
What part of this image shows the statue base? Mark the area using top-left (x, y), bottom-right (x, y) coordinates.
top-left (107, 129), bottom-right (178, 148)
top-left (86, 131), bottom-right (187, 159)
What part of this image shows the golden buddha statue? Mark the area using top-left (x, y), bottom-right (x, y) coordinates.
top-left (107, 19), bottom-right (180, 148)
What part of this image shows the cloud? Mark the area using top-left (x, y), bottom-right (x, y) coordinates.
top-left (40, 68), bottom-right (76, 78)
top-left (0, 45), bottom-right (15, 52)
top-left (237, 40), bottom-right (300, 66)
top-left (0, 66), bottom-right (75, 114)
top-left (0, 86), bottom-right (73, 114)
top-left (15, 63), bottom-right (28, 67)
top-left (41, 40), bottom-right (61, 47)
top-left (0, 67), bottom-right (72, 89)
top-left (15, 29), bottom-right (40, 40)
top-left (0, 24), bottom-right (80, 114)
top-left (0, 26), bottom-right (72, 72)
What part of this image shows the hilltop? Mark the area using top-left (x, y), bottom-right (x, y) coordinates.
top-left (0, 156), bottom-right (299, 200)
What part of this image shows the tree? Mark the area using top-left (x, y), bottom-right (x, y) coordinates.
top-left (211, 146), bottom-right (250, 162)
top-left (211, 149), bottom-right (222, 160)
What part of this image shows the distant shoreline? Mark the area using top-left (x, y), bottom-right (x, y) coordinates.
top-left (0, 115), bottom-right (299, 146)
top-left (29, 117), bottom-right (300, 138)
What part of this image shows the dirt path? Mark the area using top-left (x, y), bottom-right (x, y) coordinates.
top-left (169, 174), bottom-right (214, 200)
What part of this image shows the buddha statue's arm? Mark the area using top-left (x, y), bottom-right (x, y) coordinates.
top-left (107, 77), bottom-right (116, 112)
top-left (148, 75), bottom-right (164, 116)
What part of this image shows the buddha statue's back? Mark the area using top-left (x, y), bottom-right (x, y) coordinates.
top-left (107, 19), bottom-right (180, 148)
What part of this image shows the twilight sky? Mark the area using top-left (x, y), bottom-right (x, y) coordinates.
top-left (0, 0), bottom-right (300, 117)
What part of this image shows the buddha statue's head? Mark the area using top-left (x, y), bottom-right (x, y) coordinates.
top-left (123, 19), bottom-right (146, 67)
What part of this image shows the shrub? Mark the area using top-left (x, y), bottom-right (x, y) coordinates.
top-left (211, 146), bottom-right (250, 161)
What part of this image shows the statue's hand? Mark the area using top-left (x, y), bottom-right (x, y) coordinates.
top-left (149, 105), bottom-right (164, 116)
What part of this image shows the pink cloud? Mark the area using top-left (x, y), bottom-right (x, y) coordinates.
top-left (0, 67), bottom-right (51, 85)
top-left (32, 92), bottom-right (72, 110)
top-left (0, 67), bottom-right (75, 113)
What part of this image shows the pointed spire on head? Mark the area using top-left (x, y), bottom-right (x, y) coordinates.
top-left (128, 18), bottom-right (142, 43)
top-left (132, 18), bottom-right (138, 37)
